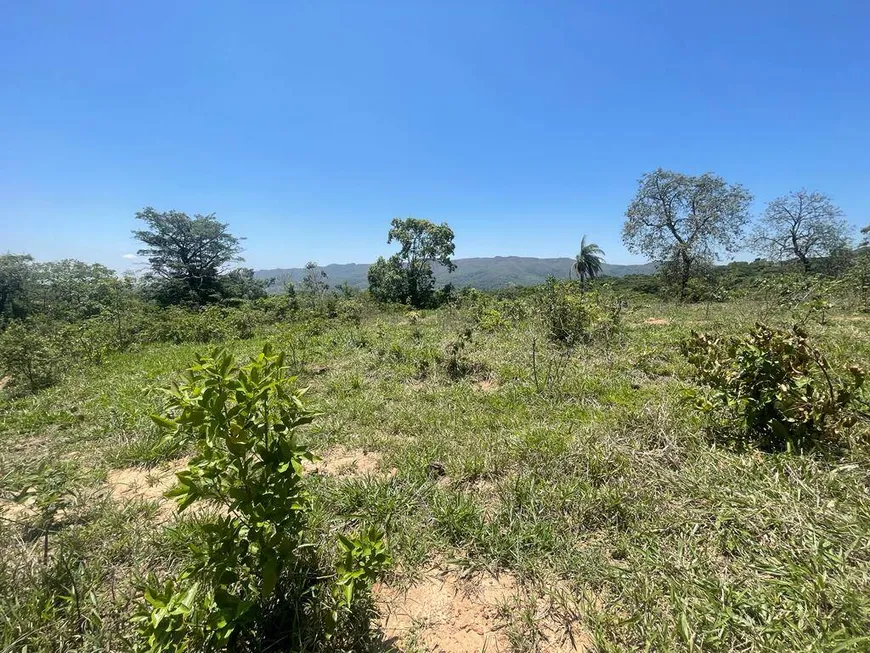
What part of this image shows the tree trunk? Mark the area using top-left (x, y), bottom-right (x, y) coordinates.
top-left (679, 253), bottom-right (692, 300)
top-left (797, 252), bottom-right (810, 273)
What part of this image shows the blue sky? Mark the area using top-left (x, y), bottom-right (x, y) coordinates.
top-left (1, 1), bottom-right (868, 270)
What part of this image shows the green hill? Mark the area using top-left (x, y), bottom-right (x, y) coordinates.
top-left (255, 256), bottom-right (656, 292)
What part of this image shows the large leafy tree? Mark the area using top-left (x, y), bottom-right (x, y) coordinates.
top-left (133, 207), bottom-right (243, 304)
top-left (368, 217), bottom-right (456, 307)
top-left (571, 236), bottom-right (605, 290)
top-left (750, 190), bottom-right (851, 272)
top-left (622, 169), bottom-right (752, 298)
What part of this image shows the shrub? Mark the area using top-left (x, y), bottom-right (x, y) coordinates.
top-left (444, 327), bottom-right (477, 379)
top-left (682, 323), bottom-right (866, 451)
top-left (683, 276), bottom-right (728, 305)
top-left (0, 318), bottom-right (66, 394)
top-left (537, 278), bottom-right (623, 346)
top-left (845, 251), bottom-right (870, 312)
top-left (220, 304), bottom-right (269, 339)
top-left (136, 345), bottom-right (388, 651)
top-left (335, 298), bottom-right (364, 326)
top-left (476, 308), bottom-right (505, 332)
top-left (498, 298), bottom-right (528, 325)
top-left (0, 310), bottom-right (156, 395)
top-left (257, 294), bottom-right (299, 322)
top-left (529, 336), bottom-right (573, 397)
top-left (755, 273), bottom-right (840, 324)
top-left (141, 305), bottom-right (264, 345)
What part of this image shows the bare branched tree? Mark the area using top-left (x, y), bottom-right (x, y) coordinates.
top-left (750, 190), bottom-right (850, 272)
top-left (622, 169), bottom-right (752, 298)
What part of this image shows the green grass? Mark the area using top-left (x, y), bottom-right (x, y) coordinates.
top-left (1, 298), bottom-right (869, 651)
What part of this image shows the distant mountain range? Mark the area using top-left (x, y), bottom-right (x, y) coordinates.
top-left (254, 257), bottom-right (657, 292)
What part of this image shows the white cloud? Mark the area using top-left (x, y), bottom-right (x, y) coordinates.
top-left (122, 253), bottom-right (137, 260)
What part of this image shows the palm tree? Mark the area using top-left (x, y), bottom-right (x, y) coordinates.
top-left (571, 236), bottom-right (605, 291)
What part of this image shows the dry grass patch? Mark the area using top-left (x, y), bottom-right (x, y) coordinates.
top-left (830, 315), bottom-right (870, 323)
top-left (474, 378), bottom-right (498, 393)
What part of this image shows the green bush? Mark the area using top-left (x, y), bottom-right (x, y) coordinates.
top-left (0, 312), bottom-right (150, 395)
top-left (444, 327), bottom-right (479, 379)
top-left (256, 294), bottom-right (299, 322)
top-left (0, 301), bottom-right (273, 396)
top-left (476, 307), bottom-right (506, 332)
top-left (682, 323), bottom-right (866, 451)
top-left (335, 298), bottom-right (364, 326)
top-left (0, 318), bottom-right (66, 394)
top-left (136, 345), bottom-right (389, 651)
top-left (141, 305), bottom-right (266, 345)
top-left (537, 278), bottom-right (623, 346)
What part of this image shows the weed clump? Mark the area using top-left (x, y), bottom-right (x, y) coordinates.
top-left (682, 323), bottom-right (866, 452)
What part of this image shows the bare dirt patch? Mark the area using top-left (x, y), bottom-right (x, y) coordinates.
top-left (0, 375), bottom-right (11, 391)
top-left (376, 567), bottom-right (589, 652)
top-left (644, 318), bottom-right (670, 326)
top-left (376, 567), bottom-right (516, 652)
top-left (105, 458), bottom-right (189, 514)
top-left (306, 447), bottom-right (382, 477)
top-left (0, 498), bottom-right (33, 521)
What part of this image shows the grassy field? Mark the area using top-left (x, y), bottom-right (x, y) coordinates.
top-left (2, 296), bottom-right (869, 652)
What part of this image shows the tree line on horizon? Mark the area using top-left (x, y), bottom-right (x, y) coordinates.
top-left (1, 167), bottom-right (866, 317)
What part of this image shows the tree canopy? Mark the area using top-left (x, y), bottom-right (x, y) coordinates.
top-left (133, 207), bottom-right (244, 304)
top-left (750, 190), bottom-right (851, 272)
top-left (0, 255), bottom-right (123, 322)
top-left (368, 217), bottom-right (456, 307)
top-left (218, 268), bottom-right (270, 302)
top-left (622, 169), bottom-right (752, 298)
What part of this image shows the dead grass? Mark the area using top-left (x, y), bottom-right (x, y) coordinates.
top-left (474, 378), bottom-right (498, 392)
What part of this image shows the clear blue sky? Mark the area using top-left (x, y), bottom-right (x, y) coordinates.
top-left (2, 1), bottom-right (868, 270)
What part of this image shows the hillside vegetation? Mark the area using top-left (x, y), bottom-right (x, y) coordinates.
top-left (255, 257), bottom-right (657, 292)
